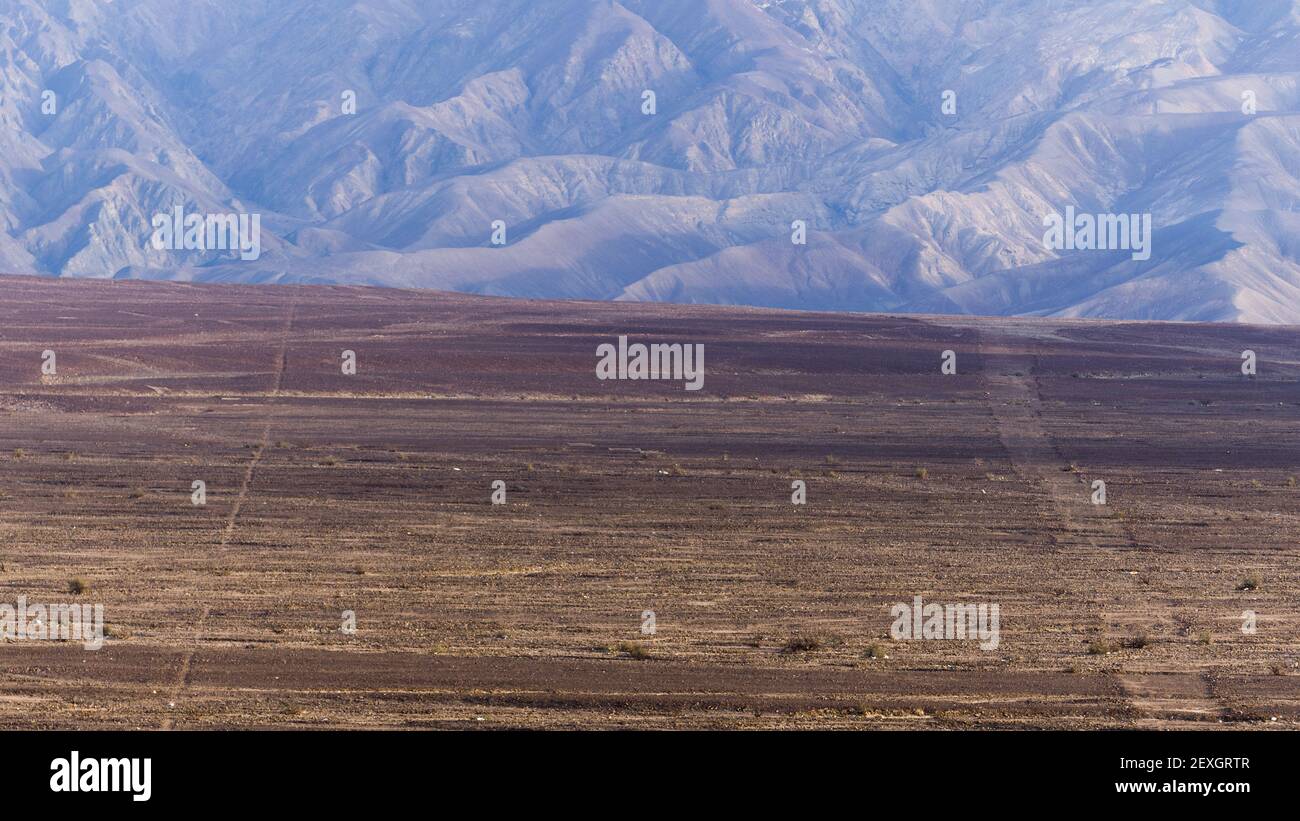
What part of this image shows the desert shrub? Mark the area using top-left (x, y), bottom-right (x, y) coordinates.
top-left (781, 636), bottom-right (822, 654)
top-left (615, 641), bottom-right (651, 660)
top-left (1087, 639), bottom-right (1117, 655)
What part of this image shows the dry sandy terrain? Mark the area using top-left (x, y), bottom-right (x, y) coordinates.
top-left (0, 275), bottom-right (1296, 729)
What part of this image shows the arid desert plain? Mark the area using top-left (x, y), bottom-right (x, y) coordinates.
top-left (0, 275), bottom-right (1297, 729)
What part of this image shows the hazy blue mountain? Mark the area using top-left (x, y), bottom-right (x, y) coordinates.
top-left (1, 0), bottom-right (1298, 322)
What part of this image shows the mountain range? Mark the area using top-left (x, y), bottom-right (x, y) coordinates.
top-left (2, 0), bottom-right (1299, 323)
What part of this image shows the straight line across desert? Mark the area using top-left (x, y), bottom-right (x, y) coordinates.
top-left (0, 275), bottom-right (1295, 730)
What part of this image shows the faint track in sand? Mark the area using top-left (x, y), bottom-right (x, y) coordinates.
top-left (162, 301), bottom-right (296, 730)
top-left (968, 323), bottom-right (1227, 726)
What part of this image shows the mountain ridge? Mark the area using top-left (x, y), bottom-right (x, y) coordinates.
top-left (1, 0), bottom-right (1298, 323)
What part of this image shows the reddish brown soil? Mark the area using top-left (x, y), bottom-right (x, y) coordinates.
top-left (0, 275), bottom-right (1296, 729)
